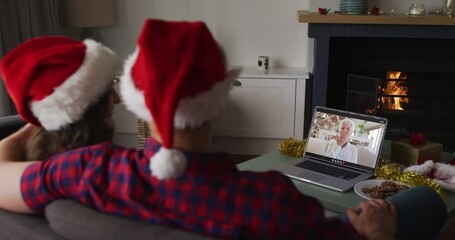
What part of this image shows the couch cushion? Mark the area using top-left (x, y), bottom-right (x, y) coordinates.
top-left (45, 200), bottom-right (216, 240)
top-left (0, 209), bottom-right (64, 240)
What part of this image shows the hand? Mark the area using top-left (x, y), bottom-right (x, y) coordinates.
top-left (0, 124), bottom-right (40, 161)
top-left (347, 199), bottom-right (397, 240)
top-left (336, 129), bottom-right (350, 147)
top-left (1, 123), bottom-right (38, 145)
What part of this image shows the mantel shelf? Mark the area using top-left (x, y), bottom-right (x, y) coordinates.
top-left (298, 11), bottom-right (455, 26)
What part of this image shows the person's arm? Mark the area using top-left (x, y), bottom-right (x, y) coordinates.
top-left (0, 124), bottom-right (38, 213)
top-left (347, 199), bottom-right (397, 240)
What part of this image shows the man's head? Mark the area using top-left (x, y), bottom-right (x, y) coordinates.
top-left (339, 118), bottom-right (355, 135)
top-left (120, 19), bottom-right (241, 180)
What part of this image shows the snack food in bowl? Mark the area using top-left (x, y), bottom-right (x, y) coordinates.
top-left (362, 180), bottom-right (409, 199)
top-left (354, 179), bottom-right (409, 200)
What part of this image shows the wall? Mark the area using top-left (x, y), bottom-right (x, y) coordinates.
top-left (98, 0), bottom-right (310, 147)
top-left (99, 0), bottom-right (310, 68)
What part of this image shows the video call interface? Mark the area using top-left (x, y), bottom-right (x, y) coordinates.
top-left (305, 110), bottom-right (387, 169)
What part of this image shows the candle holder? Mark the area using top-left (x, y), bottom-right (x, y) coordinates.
top-left (408, 3), bottom-right (426, 16)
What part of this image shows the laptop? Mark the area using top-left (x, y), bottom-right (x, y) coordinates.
top-left (278, 106), bottom-right (388, 192)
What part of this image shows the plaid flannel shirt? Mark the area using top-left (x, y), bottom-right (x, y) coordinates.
top-left (21, 138), bottom-right (363, 239)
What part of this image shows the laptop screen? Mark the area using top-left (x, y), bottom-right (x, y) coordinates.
top-left (305, 107), bottom-right (388, 171)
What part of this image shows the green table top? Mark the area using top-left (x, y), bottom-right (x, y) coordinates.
top-left (237, 150), bottom-right (455, 221)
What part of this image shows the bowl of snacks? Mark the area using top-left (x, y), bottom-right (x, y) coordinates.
top-left (354, 179), bottom-right (409, 200)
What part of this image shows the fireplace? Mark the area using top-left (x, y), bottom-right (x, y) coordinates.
top-left (307, 23), bottom-right (455, 151)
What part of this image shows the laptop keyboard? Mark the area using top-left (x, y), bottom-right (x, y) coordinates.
top-left (297, 161), bottom-right (360, 180)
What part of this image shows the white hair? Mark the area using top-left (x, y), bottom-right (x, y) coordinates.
top-left (339, 118), bottom-right (355, 132)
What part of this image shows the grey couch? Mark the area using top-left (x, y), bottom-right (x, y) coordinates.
top-left (0, 115), bottom-right (215, 240)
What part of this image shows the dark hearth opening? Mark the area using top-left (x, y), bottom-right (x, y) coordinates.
top-left (326, 37), bottom-right (455, 151)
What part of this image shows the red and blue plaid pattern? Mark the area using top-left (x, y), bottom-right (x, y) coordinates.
top-left (21, 138), bottom-right (363, 239)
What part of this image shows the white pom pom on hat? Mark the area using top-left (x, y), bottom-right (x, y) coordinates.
top-left (120, 19), bottom-right (241, 180)
top-left (150, 147), bottom-right (187, 180)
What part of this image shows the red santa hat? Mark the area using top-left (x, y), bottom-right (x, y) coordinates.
top-left (405, 160), bottom-right (455, 192)
top-left (0, 36), bottom-right (118, 130)
top-left (120, 19), bottom-right (241, 180)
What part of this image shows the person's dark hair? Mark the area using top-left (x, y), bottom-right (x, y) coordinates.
top-left (26, 89), bottom-right (114, 160)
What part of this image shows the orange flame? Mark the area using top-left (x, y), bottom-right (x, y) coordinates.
top-left (386, 71), bottom-right (407, 80)
top-left (382, 72), bottom-right (408, 110)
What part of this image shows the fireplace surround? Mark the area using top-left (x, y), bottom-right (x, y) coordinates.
top-left (302, 14), bottom-right (455, 150)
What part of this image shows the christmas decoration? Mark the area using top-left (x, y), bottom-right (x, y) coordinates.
top-left (409, 132), bottom-right (426, 145)
top-left (370, 5), bottom-right (380, 15)
top-left (0, 37), bottom-right (117, 131)
top-left (318, 8), bottom-right (330, 15)
top-left (406, 160), bottom-right (455, 192)
top-left (375, 160), bottom-right (445, 199)
top-left (391, 138), bottom-right (442, 165)
top-left (279, 138), bottom-right (306, 158)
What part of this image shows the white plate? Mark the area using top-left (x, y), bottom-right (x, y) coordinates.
top-left (354, 179), bottom-right (408, 200)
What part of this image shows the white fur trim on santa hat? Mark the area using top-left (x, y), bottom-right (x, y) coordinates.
top-left (30, 39), bottom-right (118, 131)
top-left (432, 162), bottom-right (455, 192)
top-left (174, 68), bottom-right (241, 129)
top-left (150, 147), bottom-right (187, 180)
top-left (405, 160), bottom-right (435, 175)
top-left (432, 162), bottom-right (455, 183)
top-left (119, 48), bottom-right (153, 122)
top-left (120, 47), bottom-right (242, 129)
top-left (405, 160), bottom-right (455, 192)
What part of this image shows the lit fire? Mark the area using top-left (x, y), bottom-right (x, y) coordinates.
top-left (381, 71), bottom-right (409, 110)
top-left (387, 71), bottom-right (407, 80)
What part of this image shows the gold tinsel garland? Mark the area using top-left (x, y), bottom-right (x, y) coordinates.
top-left (279, 138), bottom-right (306, 158)
top-left (375, 160), bottom-right (445, 200)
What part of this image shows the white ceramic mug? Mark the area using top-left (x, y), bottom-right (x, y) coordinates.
top-left (257, 56), bottom-right (269, 72)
